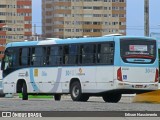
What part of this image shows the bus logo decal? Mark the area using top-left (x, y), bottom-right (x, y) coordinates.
top-left (79, 68), bottom-right (82, 74)
top-left (76, 68), bottom-right (85, 76)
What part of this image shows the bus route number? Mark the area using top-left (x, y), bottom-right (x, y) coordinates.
top-left (145, 68), bottom-right (155, 74)
top-left (66, 70), bottom-right (75, 76)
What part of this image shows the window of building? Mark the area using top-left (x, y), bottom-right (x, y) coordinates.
top-left (93, 14), bottom-right (102, 17)
top-left (119, 7), bottom-right (125, 10)
top-left (93, 6), bottom-right (103, 10)
top-left (93, 29), bottom-right (101, 32)
top-left (0, 5), bottom-right (7, 8)
top-left (83, 6), bottom-right (92, 9)
top-left (112, 14), bottom-right (118, 17)
top-left (119, 0), bottom-right (125, 2)
top-left (119, 14), bottom-right (125, 18)
top-left (0, 20), bottom-right (5, 23)
top-left (84, 14), bottom-right (93, 17)
top-left (104, 14), bottom-right (108, 17)
top-left (104, 7), bottom-right (108, 10)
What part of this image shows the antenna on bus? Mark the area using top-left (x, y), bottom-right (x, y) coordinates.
top-left (103, 34), bottom-right (123, 37)
top-left (46, 38), bottom-right (60, 40)
top-left (83, 35), bottom-right (90, 38)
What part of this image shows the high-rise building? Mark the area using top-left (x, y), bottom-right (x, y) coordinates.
top-left (0, 0), bottom-right (32, 59)
top-left (42, 0), bottom-right (126, 38)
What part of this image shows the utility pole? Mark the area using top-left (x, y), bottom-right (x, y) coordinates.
top-left (144, 0), bottom-right (149, 36)
top-left (34, 24), bottom-right (37, 41)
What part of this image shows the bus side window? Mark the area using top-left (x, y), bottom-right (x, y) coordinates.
top-left (50, 46), bottom-right (62, 65)
top-left (3, 48), bottom-right (17, 69)
top-left (63, 45), bottom-right (69, 64)
top-left (43, 47), bottom-right (50, 65)
top-left (44, 47), bottom-right (50, 65)
top-left (97, 43), bottom-right (114, 64)
top-left (68, 45), bottom-right (78, 65)
top-left (10, 49), bottom-right (17, 67)
top-left (19, 48), bottom-right (30, 66)
top-left (80, 44), bottom-right (96, 64)
top-left (31, 48), bottom-right (35, 65)
top-left (31, 47), bottom-right (43, 66)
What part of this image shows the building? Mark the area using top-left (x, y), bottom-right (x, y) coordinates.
top-left (0, 0), bottom-right (32, 59)
top-left (42, 0), bottom-right (126, 38)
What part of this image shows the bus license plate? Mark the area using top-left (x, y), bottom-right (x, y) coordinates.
top-left (135, 85), bottom-right (143, 88)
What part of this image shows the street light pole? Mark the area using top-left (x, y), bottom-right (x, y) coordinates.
top-left (144, 0), bottom-right (149, 36)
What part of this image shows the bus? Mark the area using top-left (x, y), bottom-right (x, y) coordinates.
top-left (1, 35), bottom-right (159, 102)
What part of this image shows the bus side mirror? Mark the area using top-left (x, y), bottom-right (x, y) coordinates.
top-left (1, 58), bottom-right (5, 70)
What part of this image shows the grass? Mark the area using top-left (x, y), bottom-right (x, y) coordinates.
top-left (18, 93), bottom-right (53, 99)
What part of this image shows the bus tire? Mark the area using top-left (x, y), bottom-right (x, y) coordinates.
top-left (22, 82), bottom-right (28, 100)
top-left (70, 81), bottom-right (83, 101)
top-left (102, 93), bottom-right (121, 103)
top-left (54, 94), bottom-right (61, 101)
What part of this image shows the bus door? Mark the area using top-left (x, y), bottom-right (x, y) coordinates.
top-left (120, 39), bottom-right (158, 84)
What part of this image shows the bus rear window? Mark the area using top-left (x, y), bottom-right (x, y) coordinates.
top-left (120, 39), bottom-right (156, 64)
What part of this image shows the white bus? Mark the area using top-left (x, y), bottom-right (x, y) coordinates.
top-left (1, 35), bottom-right (159, 102)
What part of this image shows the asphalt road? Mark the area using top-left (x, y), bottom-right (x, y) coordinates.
top-left (0, 95), bottom-right (160, 111)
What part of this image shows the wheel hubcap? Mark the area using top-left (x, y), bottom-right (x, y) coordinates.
top-left (72, 86), bottom-right (79, 98)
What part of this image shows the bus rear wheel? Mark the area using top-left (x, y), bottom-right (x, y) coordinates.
top-left (22, 82), bottom-right (28, 100)
top-left (70, 81), bottom-right (82, 101)
top-left (102, 93), bottom-right (121, 103)
top-left (70, 81), bottom-right (89, 102)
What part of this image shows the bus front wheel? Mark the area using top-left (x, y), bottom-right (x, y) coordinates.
top-left (102, 93), bottom-right (121, 103)
top-left (22, 82), bottom-right (28, 100)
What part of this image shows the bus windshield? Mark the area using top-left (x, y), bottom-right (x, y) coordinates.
top-left (1, 49), bottom-right (16, 70)
top-left (120, 39), bottom-right (156, 64)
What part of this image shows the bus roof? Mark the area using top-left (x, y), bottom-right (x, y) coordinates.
top-left (6, 35), bottom-right (156, 48)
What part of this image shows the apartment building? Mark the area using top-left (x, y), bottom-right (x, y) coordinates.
top-left (42, 0), bottom-right (126, 38)
top-left (0, 0), bottom-right (32, 59)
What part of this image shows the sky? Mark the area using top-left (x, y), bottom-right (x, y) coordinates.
top-left (32, 0), bottom-right (160, 36)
